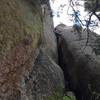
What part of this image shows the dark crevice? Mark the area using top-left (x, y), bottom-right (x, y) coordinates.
top-left (55, 31), bottom-right (74, 90)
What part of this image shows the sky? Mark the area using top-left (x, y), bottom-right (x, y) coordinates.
top-left (49, 0), bottom-right (100, 34)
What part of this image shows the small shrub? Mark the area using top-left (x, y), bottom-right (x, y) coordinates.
top-left (63, 96), bottom-right (72, 100)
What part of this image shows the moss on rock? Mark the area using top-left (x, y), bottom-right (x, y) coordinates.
top-left (48, 83), bottom-right (64, 100)
top-left (0, 0), bottom-right (42, 57)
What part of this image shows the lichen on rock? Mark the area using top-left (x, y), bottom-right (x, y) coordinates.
top-left (0, 0), bottom-right (64, 100)
top-left (0, 0), bottom-right (42, 57)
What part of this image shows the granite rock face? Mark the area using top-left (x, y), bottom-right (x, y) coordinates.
top-left (0, 0), bottom-right (64, 100)
top-left (41, 4), bottom-right (58, 62)
top-left (55, 24), bottom-right (100, 100)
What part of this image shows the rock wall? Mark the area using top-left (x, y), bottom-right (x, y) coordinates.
top-left (55, 24), bottom-right (100, 100)
top-left (41, 4), bottom-right (58, 62)
top-left (0, 0), bottom-right (64, 100)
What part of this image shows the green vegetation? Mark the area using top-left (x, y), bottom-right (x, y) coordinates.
top-left (48, 89), bottom-right (76, 100)
top-left (48, 84), bottom-right (64, 100)
top-left (63, 96), bottom-right (72, 100)
top-left (48, 91), bottom-right (63, 100)
top-left (48, 93), bottom-right (75, 100)
top-left (84, 0), bottom-right (100, 12)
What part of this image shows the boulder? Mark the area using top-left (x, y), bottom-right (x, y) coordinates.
top-left (0, 0), bottom-right (64, 100)
top-left (55, 24), bottom-right (100, 100)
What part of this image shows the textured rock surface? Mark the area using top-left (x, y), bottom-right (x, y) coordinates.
top-left (55, 24), bottom-right (100, 100)
top-left (42, 4), bottom-right (58, 62)
top-left (0, 0), bottom-right (64, 100)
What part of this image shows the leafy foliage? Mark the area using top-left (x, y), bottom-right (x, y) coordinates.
top-left (63, 96), bottom-right (72, 100)
top-left (84, 0), bottom-right (100, 21)
top-left (84, 0), bottom-right (100, 12)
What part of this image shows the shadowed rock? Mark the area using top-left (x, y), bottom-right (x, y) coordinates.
top-left (55, 24), bottom-right (100, 100)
